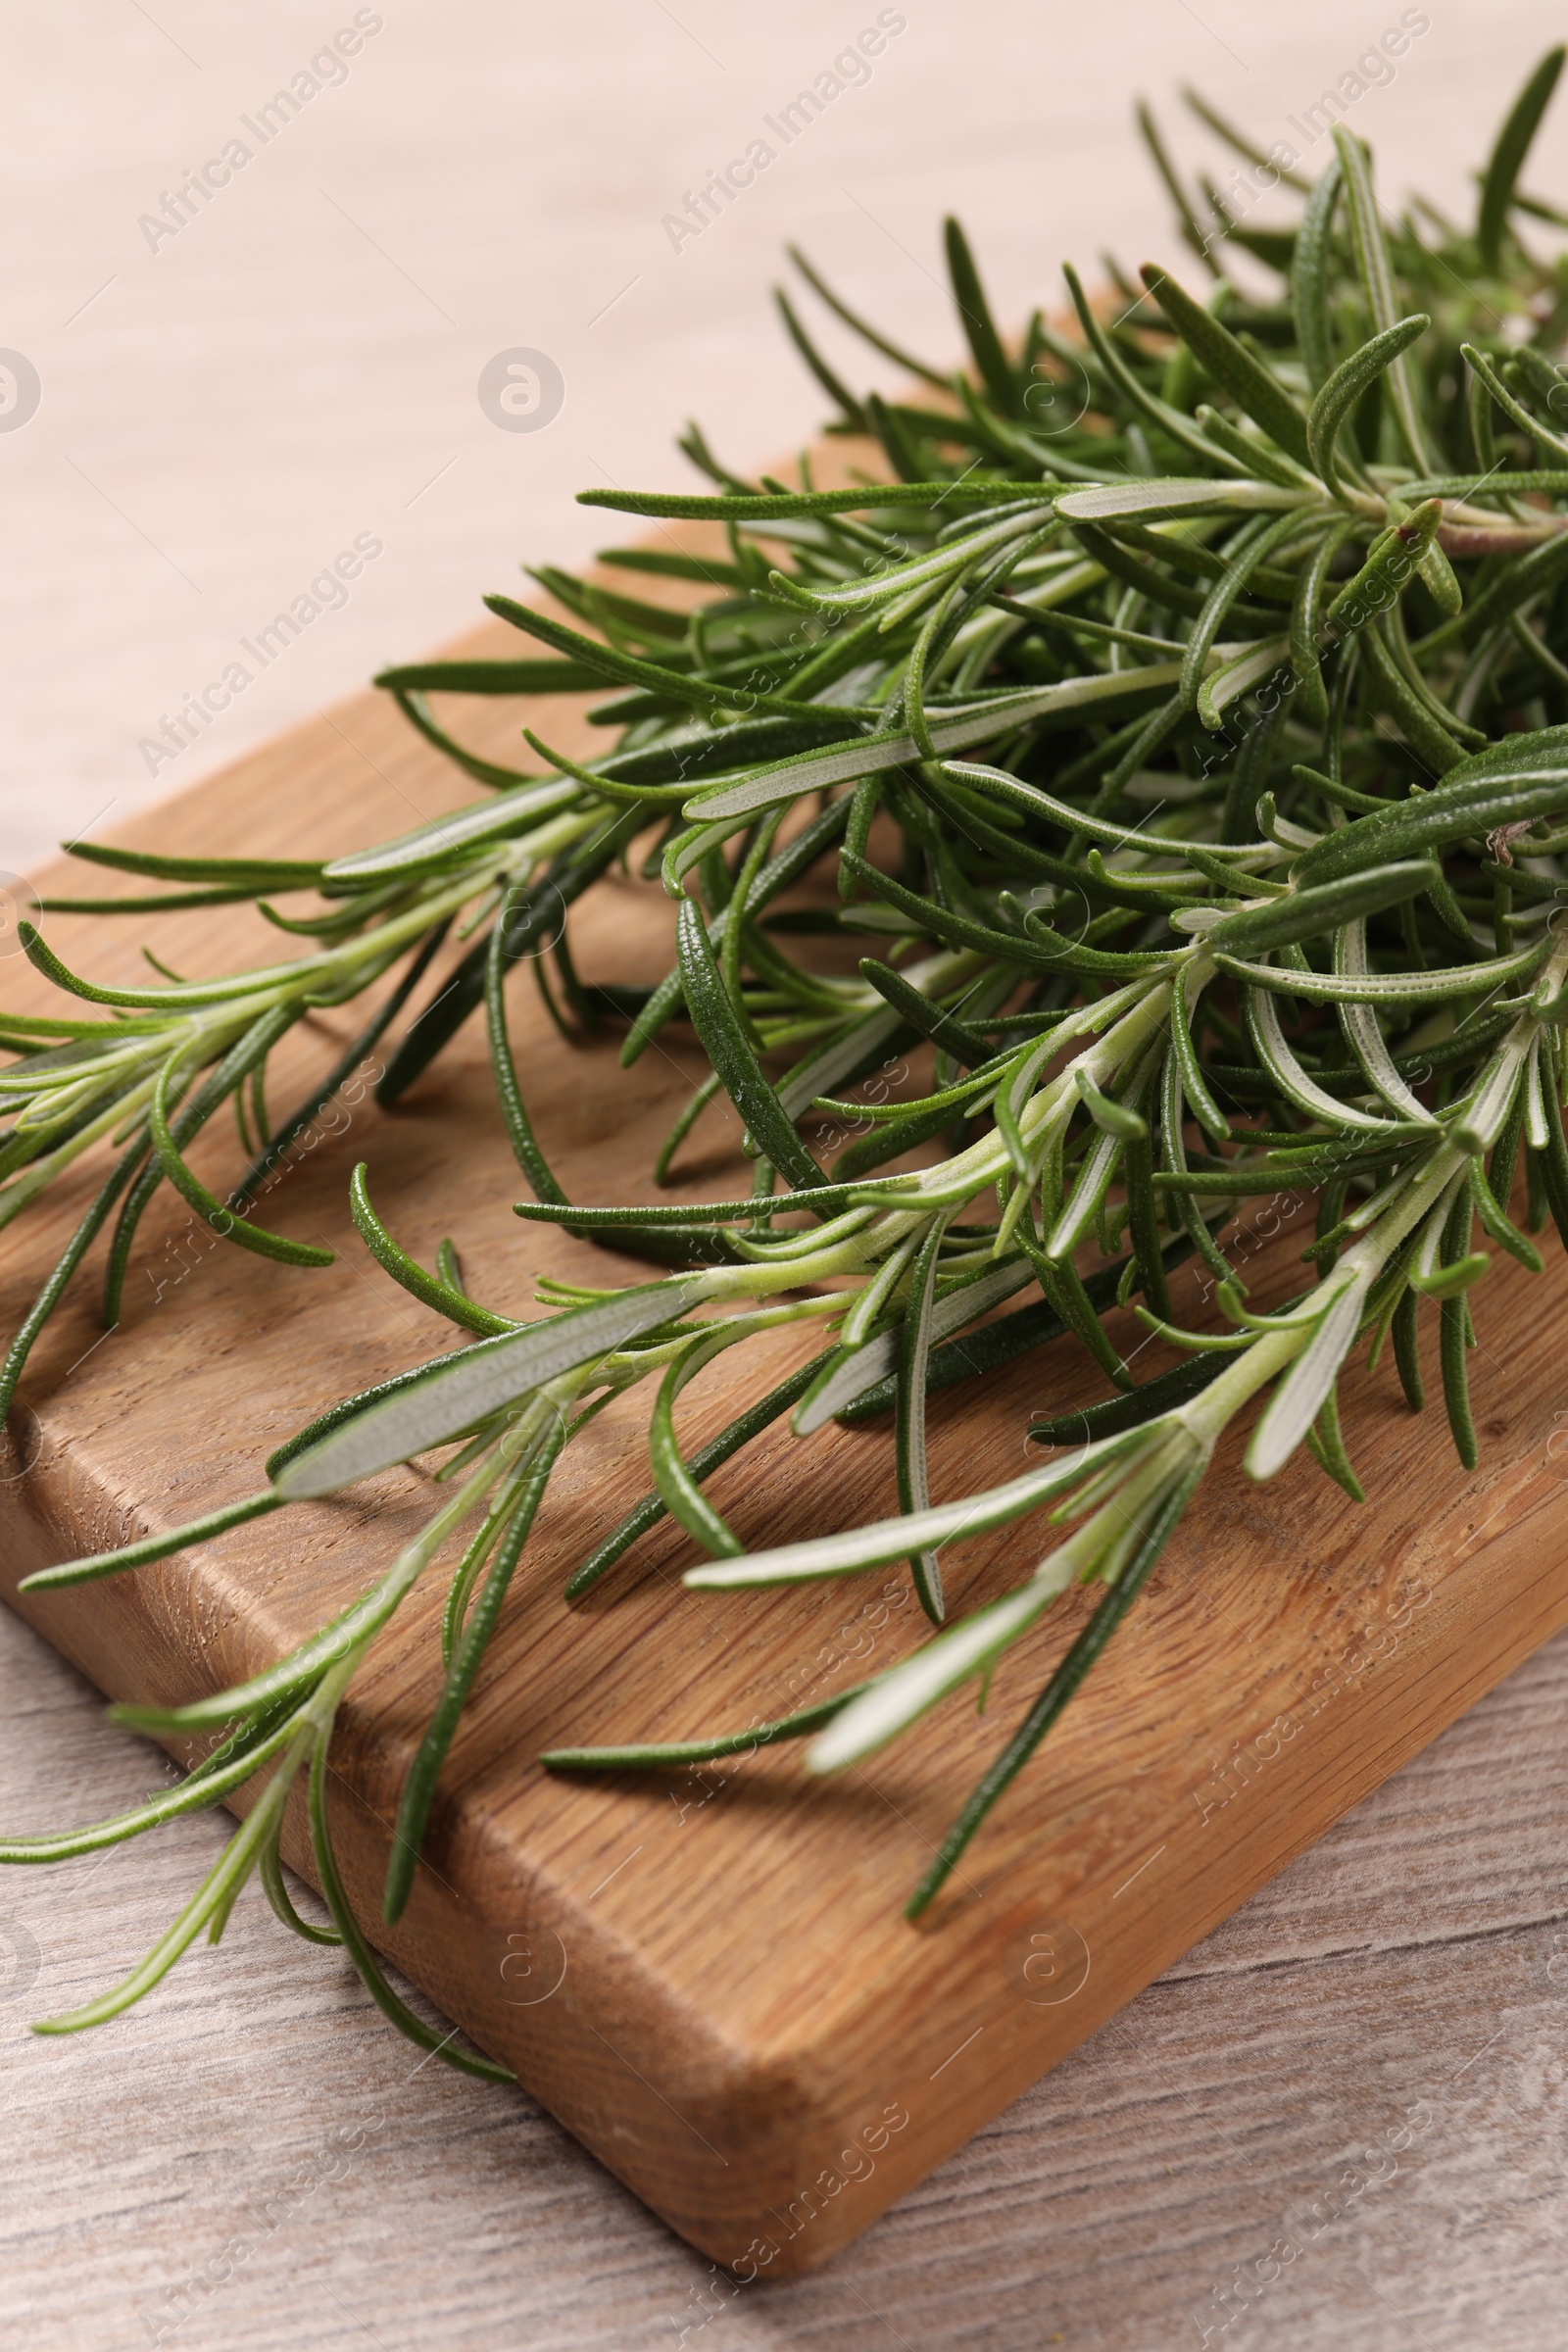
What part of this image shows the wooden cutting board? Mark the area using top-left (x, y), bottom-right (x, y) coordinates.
top-left (5, 580), bottom-right (1568, 2279)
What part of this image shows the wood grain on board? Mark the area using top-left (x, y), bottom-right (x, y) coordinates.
top-left (4, 549), bottom-right (1568, 2278)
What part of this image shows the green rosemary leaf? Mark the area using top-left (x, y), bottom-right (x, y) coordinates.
top-left (1181, 510), bottom-right (1318, 708)
top-left (32, 1765), bottom-right (301, 2034)
top-left (37, 885), bottom-right (297, 915)
top-left (811, 1576), bottom-right (1063, 1778)
top-left (385, 688), bottom-right (548, 793)
top-left (858, 959), bottom-right (993, 1064)
top-left (1244, 984), bottom-right (1390, 1134)
top-left (321, 778), bottom-right (580, 885)
top-left (685, 1425), bottom-right (1152, 1590)
top-left (1460, 341), bottom-right (1568, 468)
top-left (541, 1679), bottom-right (874, 1771)
top-left (1054, 478), bottom-right (1308, 523)
top-left (596, 547), bottom-right (749, 587)
top-left (19, 922), bottom-right (314, 1013)
top-left (1203, 858), bottom-right (1440, 956)
top-left (775, 1004), bottom-right (907, 1125)
top-left (945, 215), bottom-right (1020, 416)
top-left (1291, 760), bottom-right (1388, 817)
top-left (1291, 153), bottom-right (1342, 390)
top-left (1060, 261), bottom-right (1235, 472)
top-left (1023, 1241), bottom-right (1135, 1391)
top-left (684, 665), bottom-right (1184, 824)
top-left (1305, 1384), bottom-right (1365, 1501)
top-left (0, 1133), bottom-right (150, 1423)
top-left (675, 899), bottom-right (825, 1191)
top-left (1478, 45), bottom-right (1566, 269)
top-left (349, 1164), bottom-right (515, 1337)
top-left (773, 285), bottom-right (866, 426)
top-left (1292, 728), bottom-right (1568, 887)
top-left (373, 657), bottom-right (609, 694)
top-left (1138, 100), bottom-right (1221, 271)
top-left (1214, 938), bottom-right (1545, 1004)
top-left (273, 1280), bottom-right (710, 1500)
top-left (376, 814), bottom-right (636, 1106)
top-left (1075, 1067), bottom-right (1147, 1139)
top-left (484, 897), bottom-right (569, 1205)
top-left (578, 483), bottom-right (1011, 520)
top-left (566, 1348), bottom-right (831, 1596)
top-left (902, 1458), bottom-right (1204, 1913)
top-left (1326, 502), bottom-right (1443, 634)
top-left (513, 1185), bottom-right (887, 1231)
top-left (384, 1429), bottom-right (565, 1924)
top-left (1152, 1152), bottom-right (1396, 1195)
top-left (1334, 921), bottom-right (1442, 1126)
top-left (0, 1705), bottom-right (300, 1863)
top-left (1289, 518), bottom-right (1358, 722)
top-left (1305, 314), bottom-right (1431, 500)
top-left (896, 1217), bottom-right (950, 1624)
top-left (1195, 634), bottom-right (1293, 731)
top-left (64, 842), bottom-right (325, 889)
top-left (149, 1046), bottom-right (334, 1271)
top-left (19, 1491), bottom-right (284, 1592)
top-left (235, 920), bottom-right (451, 1212)
top-left (1139, 263), bottom-right (1312, 469)
top-left (1247, 1278), bottom-right (1368, 1479)
top-left (1029, 1351), bottom-right (1225, 1442)
top-left (800, 1259), bottom-right (1035, 1432)
top-left (843, 851), bottom-right (1165, 977)
top-left (1392, 1282), bottom-right (1424, 1411)
top-left (1332, 125), bottom-right (1434, 472)
top-left (1432, 1181), bottom-right (1482, 1469)
top-left (259, 1819), bottom-right (342, 1946)
top-left (307, 1743), bottom-right (513, 2082)
top-left (484, 591), bottom-right (865, 723)
top-left (525, 564), bottom-right (696, 646)
top-left (788, 241), bottom-right (950, 383)
top-left (1169, 977), bottom-right (1234, 1150)
top-left (1184, 88), bottom-right (1312, 192)
top-left (647, 1325), bottom-right (747, 1558)
top-left (1190, 404), bottom-right (1312, 491)
top-left (1470, 1157), bottom-right (1543, 1270)
top-left (1122, 1068), bottom-right (1171, 1317)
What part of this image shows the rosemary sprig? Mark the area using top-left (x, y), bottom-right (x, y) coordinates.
top-left (10, 57), bottom-right (1568, 2059)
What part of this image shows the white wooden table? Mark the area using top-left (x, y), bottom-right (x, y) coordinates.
top-left (5, 6), bottom-right (1568, 2345)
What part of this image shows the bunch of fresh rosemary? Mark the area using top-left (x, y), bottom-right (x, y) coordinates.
top-left (6, 59), bottom-right (1568, 2074)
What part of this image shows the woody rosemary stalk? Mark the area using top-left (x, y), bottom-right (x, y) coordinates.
top-left (8, 58), bottom-right (1568, 2069)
